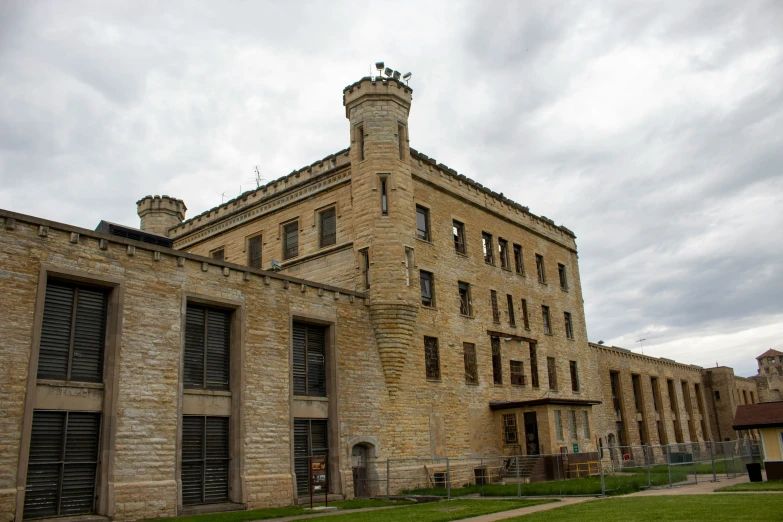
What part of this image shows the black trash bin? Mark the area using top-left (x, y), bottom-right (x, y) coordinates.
top-left (746, 462), bottom-right (762, 482)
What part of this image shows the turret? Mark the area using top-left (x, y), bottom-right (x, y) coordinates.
top-left (344, 75), bottom-right (417, 397)
top-left (136, 195), bottom-right (187, 237)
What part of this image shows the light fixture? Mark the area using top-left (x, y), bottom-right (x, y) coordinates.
top-left (402, 72), bottom-right (412, 84)
top-left (375, 61), bottom-right (385, 72)
top-left (384, 67), bottom-right (393, 77)
top-left (598, 340), bottom-right (604, 345)
top-left (392, 70), bottom-right (401, 80)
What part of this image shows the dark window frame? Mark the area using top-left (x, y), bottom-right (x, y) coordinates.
top-left (463, 342), bottom-right (479, 384)
top-left (482, 232), bottom-right (494, 265)
top-left (558, 263), bottom-right (568, 290)
top-left (420, 270), bottom-right (435, 307)
top-left (491, 336), bottom-right (502, 385)
top-left (184, 304), bottom-right (231, 391)
top-left (282, 220), bottom-right (299, 260)
top-left (416, 205), bottom-right (431, 241)
top-left (513, 243), bottom-right (524, 275)
top-left (529, 343), bottom-right (539, 388)
top-left (247, 234), bottom-right (262, 269)
top-left (453, 220), bottom-right (466, 254)
top-left (536, 254), bottom-right (546, 283)
top-left (292, 322), bottom-right (327, 398)
top-left (510, 360), bottom-right (525, 386)
top-left (210, 248), bottom-right (225, 261)
top-left (521, 298), bottom-right (530, 329)
top-left (318, 207), bottom-right (337, 248)
top-left (547, 356), bottom-right (558, 390)
top-left (490, 290), bottom-right (500, 323)
top-left (181, 415), bottom-right (230, 506)
top-left (507, 294), bottom-right (516, 327)
top-left (570, 360), bottom-right (580, 392)
top-left (379, 175), bottom-right (389, 216)
top-left (424, 336), bottom-right (440, 381)
top-left (564, 311), bottom-right (574, 339)
top-left (357, 124), bottom-right (365, 161)
top-left (498, 238), bottom-right (510, 270)
top-left (458, 281), bottom-right (472, 316)
top-left (542, 305), bottom-right (552, 335)
top-left (502, 413), bottom-right (518, 445)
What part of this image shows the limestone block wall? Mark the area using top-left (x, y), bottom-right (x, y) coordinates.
top-left (0, 210), bottom-right (374, 521)
top-left (591, 345), bottom-right (710, 448)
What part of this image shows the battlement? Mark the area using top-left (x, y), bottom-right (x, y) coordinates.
top-left (343, 76), bottom-right (413, 117)
top-left (137, 195), bottom-right (187, 237)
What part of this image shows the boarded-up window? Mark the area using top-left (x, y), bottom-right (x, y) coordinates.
top-left (503, 414), bottom-right (518, 445)
top-left (547, 356), bottom-right (558, 390)
top-left (424, 336), bottom-right (440, 380)
top-left (490, 290), bottom-right (500, 323)
top-left (583, 411), bottom-right (590, 438)
top-left (24, 411), bottom-right (101, 519)
top-left (292, 323), bottom-right (327, 397)
top-left (510, 360), bottom-right (525, 385)
top-left (248, 235), bottom-right (262, 269)
top-left (529, 343), bottom-right (539, 388)
top-left (184, 305), bottom-right (230, 391)
top-left (554, 410), bottom-right (563, 440)
top-left (319, 208), bottom-right (336, 248)
top-left (38, 281), bottom-right (108, 383)
top-left (570, 411), bottom-right (577, 440)
top-left (491, 336), bottom-right (502, 384)
top-left (181, 415), bottom-right (229, 506)
top-left (283, 221), bottom-right (299, 260)
top-left (294, 419), bottom-right (328, 494)
top-left (463, 342), bottom-right (478, 384)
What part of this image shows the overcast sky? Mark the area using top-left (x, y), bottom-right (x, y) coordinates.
top-left (2, 1), bottom-right (781, 376)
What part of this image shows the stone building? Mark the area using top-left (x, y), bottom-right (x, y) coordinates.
top-left (0, 74), bottom-right (770, 522)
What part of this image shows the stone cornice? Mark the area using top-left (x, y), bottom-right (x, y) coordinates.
top-left (589, 343), bottom-right (704, 373)
top-left (0, 208), bottom-right (368, 300)
top-left (172, 167), bottom-right (351, 249)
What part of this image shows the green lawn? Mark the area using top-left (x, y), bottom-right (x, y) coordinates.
top-left (503, 495), bottom-right (781, 521)
top-left (315, 499), bottom-right (553, 522)
top-left (145, 499), bottom-right (414, 522)
top-left (624, 459), bottom-right (757, 476)
top-left (715, 480), bottom-right (783, 492)
top-left (403, 470), bottom-right (688, 497)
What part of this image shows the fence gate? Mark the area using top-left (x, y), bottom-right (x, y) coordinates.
top-left (352, 445), bottom-right (369, 497)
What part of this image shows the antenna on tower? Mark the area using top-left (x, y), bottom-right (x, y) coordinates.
top-left (246, 166), bottom-right (266, 190)
top-left (216, 191), bottom-right (227, 204)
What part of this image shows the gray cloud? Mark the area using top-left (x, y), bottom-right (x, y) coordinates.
top-left (1, 0), bottom-right (781, 376)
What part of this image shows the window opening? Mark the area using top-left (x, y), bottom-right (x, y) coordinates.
top-left (416, 206), bottom-right (430, 241)
top-left (513, 244), bottom-right (524, 275)
top-left (558, 263), bottom-right (568, 290)
top-left (294, 419), bottom-right (328, 494)
top-left (482, 233), bottom-right (494, 264)
top-left (181, 415), bottom-right (230, 506)
top-left (521, 299), bottom-right (530, 329)
top-left (547, 357), bottom-right (558, 390)
top-left (211, 248), bottom-right (225, 261)
top-left (507, 295), bottom-right (516, 326)
top-left (380, 177), bottom-right (388, 216)
top-left (542, 305), bottom-right (551, 335)
top-left (490, 290), bottom-right (500, 323)
top-left (510, 360), bottom-right (525, 385)
top-left (184, 304), bottom-right (231, 391)
top-left (358, 125), bottom-right (365, 161)
top-left (503, 414), bottom-right (518, 445)
top-left (491, 336), bottom-right (502, 384)
top-left (498, 238), bottom-right (509, 269)
top-left (536, 254), bottom-right (545, 283)
top-left (564, 312), bottom-right (574, 339)
top-left (292, 323), bottom-right (327, 397)
top-left (554, 411), bottom-right (563, 441)
top-left (570, 360), bottom-right (579, 391)
top-left (424, 336), bottom-right (440, 380)
top-left (529, 343), bottom-right (539, 388)
top-left (458, 281), bottom-right (472, 316)
top-left (463, 342), bottom-right (478, 384)
top-left (420, 270), bottom-right (434, 307)
top-left (283, 221), bottom-right (299, 260)
top-left (453, 220), bottom-right (466, 254)
top-left (248, 235), bottom-right (262, 269)
top-left (319, 207), bottom-right (336, 248)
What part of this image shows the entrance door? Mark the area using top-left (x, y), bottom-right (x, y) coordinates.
top-left (351, 445), bottom-right (369, 497)
top-left (523, 412), bottom-right (539, 455)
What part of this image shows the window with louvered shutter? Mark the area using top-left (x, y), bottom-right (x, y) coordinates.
top-left (181, 416), bottom-right (229, 506)
top-left (38, 281), bottom-right (108, 383)
top-left (292, 323), bottom-right (326, 397)
top-left (283, 221), bottom-right (299, 260)
top-left (184, 305), bottom-right (230, 391)
top-left (293, 419), bottom-right (328, 494)
top-left (24, 411), bottom-right (101, 519)
top-left (248, 235), bottom-right (262, 269)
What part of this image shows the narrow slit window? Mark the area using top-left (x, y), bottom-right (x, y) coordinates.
top-left (558, 263), bottom-right (568, 290)
top-left (513, 244), bottom-right (524, 275)
top-left (380, 177), bottom-right (388, 216)
top-left (463, 342), bottom-right (478, 384)
top-left (360, 248), bottom-right (370, 290)
top-left (491, 336), bottom-right (502, 384)
top-left (458, 281), bottom-right (472, 316)
top-left (564, 312), bottom-right (574, 339)
top-left (398, 123), bottom-right (405, 160)
top-left (358, 125), bottom-right (365, 161)
top-left (570, 360), bottom-right (579, 391)
top-left (536, 254), bottom-right (545, 283)
top-left (529, 343), bottom-right (539, 388)
top-left (521, 299), bottom-right (530, 329)
top-left (424, 336), bottom-right (440, 380)
top-left (490, 290), bottom-right (500, 323)
top-left (507, 294), bottom-right (516, 326)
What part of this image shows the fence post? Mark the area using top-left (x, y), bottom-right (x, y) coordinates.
top-left (599, 449), bottom-right (605, 497)
top-left (710, 441), bottom-right (717, 483)
top-left (516, 454), bottom-right (521, 498)
top-left (646, 445), bottom-right (651, 489)
top-left (480, 457), bottom-right (484, 497)
top-left (556, 452), bottom-right (562, 496)
top-left (692, 443), bottom-right (698, 484)
top-left (728, 443), bottom-right (734, 478)
top-left (386, 459), bottom-right (390, 499)
top-left (666, 445), bottom-right (672, 488)
top-left (446, 457), bottom-right (451, 500)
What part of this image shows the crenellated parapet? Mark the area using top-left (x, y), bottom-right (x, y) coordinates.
top-left (136, 195), bottom-right (187, 237)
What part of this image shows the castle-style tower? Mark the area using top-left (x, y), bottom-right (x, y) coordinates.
top-left (136, 195), bottom-right (187, 237)
top-left (344, 77), bottom-right (418, 397)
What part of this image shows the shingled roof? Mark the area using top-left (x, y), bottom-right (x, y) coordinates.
top-left (756, 348), bottom-right (783, 360)
top-left (732, 402), bottom-right (783, 430)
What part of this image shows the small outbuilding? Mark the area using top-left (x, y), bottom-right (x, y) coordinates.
top-left (733, 402), bottom-right (783, 480)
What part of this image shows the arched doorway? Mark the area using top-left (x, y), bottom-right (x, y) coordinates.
top-left (351, 444), bottom-right (369, 497)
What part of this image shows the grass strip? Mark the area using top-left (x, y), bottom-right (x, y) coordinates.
top-left (715, 479), bottom-right (783, 492)
top-left (319, 499), bottom-right (553, 522)
top-left (503, 495), bottom-right (781, 521)
top-left (145, 499), bottom-right (414, 522)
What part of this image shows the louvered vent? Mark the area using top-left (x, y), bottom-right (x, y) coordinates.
top-left (24, 411), bottom-right (100, 519)
top-left (38, 281), bottom-right (107, 382)
top-left (184, 305), bottom-right (230, 390)
top-left (292, 323), bottom-right (326, 397)
top-left (293, 419), bottom-right (328, 494)
top-left (181, 416), bottom-right (229, 506)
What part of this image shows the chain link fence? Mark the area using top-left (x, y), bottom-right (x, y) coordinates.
top-left (360, 439), bottom-right (763, 499)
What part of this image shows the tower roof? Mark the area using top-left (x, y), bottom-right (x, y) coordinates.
top-left (756, 348), bottom-right (783, 359)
